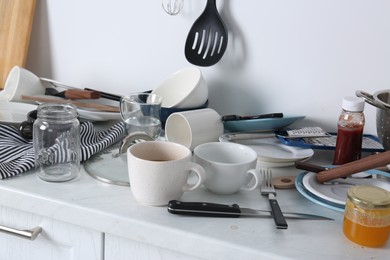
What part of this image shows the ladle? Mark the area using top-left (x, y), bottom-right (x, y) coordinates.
top-left (184, 0), bottom-right (228, 67)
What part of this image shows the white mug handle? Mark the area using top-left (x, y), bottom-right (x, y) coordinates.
top-left (241, 169), bottom-right (260, 191)
top-left (182, 162), bottom-right (205, 192)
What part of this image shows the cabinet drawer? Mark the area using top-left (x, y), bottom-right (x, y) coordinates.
top-left (105, 234), bottom-right (201, 260)
top-left (0, 205), bottom-right (103, 260)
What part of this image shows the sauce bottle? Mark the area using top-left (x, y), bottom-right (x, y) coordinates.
top-left (333, 97), bottom-right (365, 165)
top-left (343, 185), bottom-right (390, 247)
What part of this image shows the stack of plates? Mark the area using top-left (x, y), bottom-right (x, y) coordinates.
top-left (295, 171), bottom-right (390, 212)
top-left (219, 134), bottom-right (314, 167)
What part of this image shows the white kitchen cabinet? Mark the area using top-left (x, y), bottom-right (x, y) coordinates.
top-left (0, 205), bottom-right (103, 260)
top-left (104, 234), bottom-right (201, 260)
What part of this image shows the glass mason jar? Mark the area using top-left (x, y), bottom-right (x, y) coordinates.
top-left (33, 103), bottom-right (80, 182)
top-left (343, 185), bottom-right (390, 247)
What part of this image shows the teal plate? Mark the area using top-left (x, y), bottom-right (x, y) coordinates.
top-left (223, 115), bottom-right (305, 132)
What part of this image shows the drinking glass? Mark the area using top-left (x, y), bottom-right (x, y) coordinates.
top-left (120, 93), bottom-right (162, 139)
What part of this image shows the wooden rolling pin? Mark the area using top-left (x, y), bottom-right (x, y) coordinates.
top-left (21, 95), bottom-right (119, 112)
top-left (316, 150), bottom-right (390, 183)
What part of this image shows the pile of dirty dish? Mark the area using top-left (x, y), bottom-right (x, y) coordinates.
top-left (0, 66), bottom-right (209, 124)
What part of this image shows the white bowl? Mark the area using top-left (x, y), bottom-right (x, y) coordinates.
top-left (0, 66), bottom-right (46, 103)
top-left (152, 67), bottom-right (208, 108)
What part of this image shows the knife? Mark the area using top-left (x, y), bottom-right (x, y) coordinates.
top-left (167, 200), bottom-right (333, 220)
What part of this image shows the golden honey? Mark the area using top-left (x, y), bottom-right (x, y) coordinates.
top-left (343, 185), bottom-right (390, 247)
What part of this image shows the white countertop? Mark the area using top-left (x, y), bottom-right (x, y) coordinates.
top-left (0, 150), bottom-right (389, 260)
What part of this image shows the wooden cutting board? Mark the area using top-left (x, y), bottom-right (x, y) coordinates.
top-left (0, 0), bottom-right (36, 89)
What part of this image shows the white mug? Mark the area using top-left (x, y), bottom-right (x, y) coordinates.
top-left (193, 142), bottom-right (260, 195)
top-left (0, 66), bottom-right (46, 103)
top-left (165, 108), bottom-right (224, 150)
top-left (127, 141), bottom-right (205, 206)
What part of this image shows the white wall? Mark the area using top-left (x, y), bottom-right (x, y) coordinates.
top-left (26, 0), bottom-right (390, 134)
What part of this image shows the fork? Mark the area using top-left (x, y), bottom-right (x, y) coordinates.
top-left (260, 169), bottom-right (288, 229)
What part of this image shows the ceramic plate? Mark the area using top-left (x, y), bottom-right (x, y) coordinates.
top-left (28, 95), bottom-right (121, 121)
top-left (77, 108), bottom-right (120, 121)
top-left (220, 135), bottom-right (314, 164)
top-left (223, 115), bottom-right (305, 132)
top-left (302, 172), bottom-right (390, 205)
top-left (295, 172), bottom-right (345, 212)
top-left (0, 101), bottom-right (37, 125)
top-left (296, 171), bottom-right (390, 211)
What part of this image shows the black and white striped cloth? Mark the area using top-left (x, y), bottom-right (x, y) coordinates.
top-left (0, 122), bottom-right (126, 179)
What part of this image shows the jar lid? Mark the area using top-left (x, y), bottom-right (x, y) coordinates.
top-left (342, 96), bottom-right (365, 112)
top-left (347, 185), bottom-right (390, 209)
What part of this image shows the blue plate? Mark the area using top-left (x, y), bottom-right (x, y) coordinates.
top-left (223, 115), bottom-right (305, 132)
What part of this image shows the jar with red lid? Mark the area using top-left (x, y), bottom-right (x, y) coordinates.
top-left (343, 185), bottom-right (390, 247)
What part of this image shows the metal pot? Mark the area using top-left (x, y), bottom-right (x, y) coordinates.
top-left (356, 90), bottom-right (390, 150)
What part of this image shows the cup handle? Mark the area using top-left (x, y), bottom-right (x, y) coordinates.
top-left (241, 169), bottom-right (260, 191)
top-left (183, 162), bottom-right (205, 192)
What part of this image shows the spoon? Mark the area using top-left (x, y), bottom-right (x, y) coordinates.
top-left (184, 0), bottom-right (228, 66)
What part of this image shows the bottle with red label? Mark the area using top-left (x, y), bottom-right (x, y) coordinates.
top-left (333, 96), bottom-right (365, 165)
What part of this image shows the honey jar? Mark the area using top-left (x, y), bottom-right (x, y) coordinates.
top-left (343, 185), bottom-right (390, 247)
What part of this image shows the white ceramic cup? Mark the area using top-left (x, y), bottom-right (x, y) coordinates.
top-left (165, 108), bottom-right (224, 150)
top-left (127, 141), bottom-right (205, 206)
top-left (193, 142), bottom-right (260, 195)
top-left (0, 66), bottom-right (46, 103)
top-left (152, 67), bottom-right (208, 108)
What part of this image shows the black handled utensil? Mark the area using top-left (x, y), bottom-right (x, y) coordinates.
top-left (222, 113), bottom-right (284, 121)
top-left (167, 200), bottom-right (333, 220)
top-left (184, 0), bottom-right (228, 66)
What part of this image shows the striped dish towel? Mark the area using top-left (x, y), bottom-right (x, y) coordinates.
top-left (0, 122), bottom-right (126, 179)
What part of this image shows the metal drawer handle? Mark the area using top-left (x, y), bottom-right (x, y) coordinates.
top-left (0, 224), bottom-right (42, 240)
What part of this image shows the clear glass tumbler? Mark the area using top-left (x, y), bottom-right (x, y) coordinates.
top-left (120, 93), bottom-right (163, 139)
top-left (33, 103), bottom-right (80, 182)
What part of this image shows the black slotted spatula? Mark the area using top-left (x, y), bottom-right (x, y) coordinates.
top-left (184, 0), bottom-right (228, 67)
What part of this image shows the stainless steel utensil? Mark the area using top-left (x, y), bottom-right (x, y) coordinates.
top-left (356, 90), bottom-right (390, 149)
top-left (162, 0), bottom-right (183, 15)
top-left (184, 0), bottom-right (228, 66)
top-left (260, 169), bottom-right (288, 229)
top-left (167, 200), bottom-right (333, 220)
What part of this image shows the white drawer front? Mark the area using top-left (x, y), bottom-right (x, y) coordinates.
top-left (0, 206), bottom-right (103, 260)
